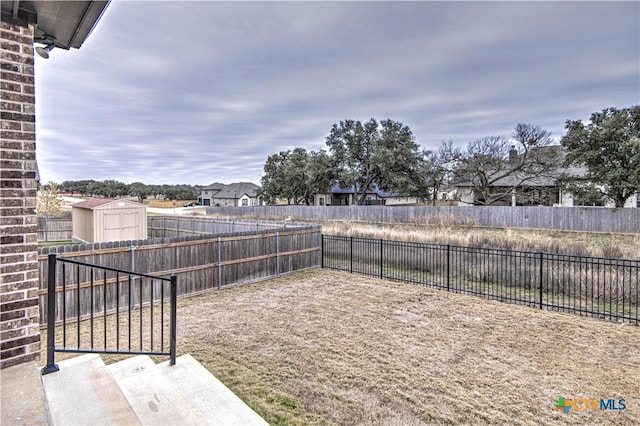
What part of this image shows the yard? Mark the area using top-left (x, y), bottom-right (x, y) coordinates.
top-left (168, 269), bottom-right (639, 425)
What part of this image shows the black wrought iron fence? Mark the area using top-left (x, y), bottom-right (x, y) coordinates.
top-left (42, 253), bottom-right (177, 374)
top-left (322, 235), bottom-right (639, 325)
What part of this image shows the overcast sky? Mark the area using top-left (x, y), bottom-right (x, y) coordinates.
top-left (35, 1), bottom-right (639, 186)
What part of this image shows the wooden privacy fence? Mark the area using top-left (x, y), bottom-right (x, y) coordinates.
top-left (38, 214), bottom-right (72, 242)
top-left (147, 215), bottom-right (302, 238)
top-left (208, 205), bottom-right (640, 234)
top-left (38, 226), bottom-right (322, 325)
top-left (37, 215), bottom-right (307, 242)
top-left (39, 207), bottom-right (640, 240)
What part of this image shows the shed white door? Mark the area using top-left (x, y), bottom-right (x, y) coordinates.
top-left (103, 211), bottom-right (139, 241)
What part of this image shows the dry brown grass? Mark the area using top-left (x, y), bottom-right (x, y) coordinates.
top-left (41, 269), bottom-right (639, 424)
top-left (205, 210), bottom-right (640, 259)
top-left (320, 220), bottom-right (640, 259)
top-left (174, 269), bottom-right (639, 425)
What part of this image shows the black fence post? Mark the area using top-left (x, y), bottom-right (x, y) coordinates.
top-left (217, 237), bottom-right (222, 291)
top-left (380, 239), bottom-right (383, 279)
top-left (276, 232), bottom-right (280, 278)
top-left (320, 234), bottom-right (324, 268)
top-left (350, 236), bottom-right (353, 274)
top-left (42, 253), bottom-right (59, 375)
top-left (446, 245), bottom-right (451, 292)
top-left (169, 274), bottom-right (177, 366)
top-left (539, 252), bottom-right (544, 310)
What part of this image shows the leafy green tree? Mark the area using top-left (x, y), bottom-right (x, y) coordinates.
top-left (176, 189), bottom-right (195, 200)
top-left (306, 149), bottom-right (335, 203)
top-left (283, 148), bottom-right (311, 204)
top-left (84, 180), bottom-right (128, 198)
top-left (325, 118), bottom-right (423, 205)
top-left (60, 179), bottom-right (94, 196)
top-left (558, 181), bottom-right (608, 206)
top-left (163, 186), bottom-right (179, 200)
top-left (129, 182), bottom-right (149, 203)
top-left (260, 151), bottom-right (290, 204)
top-left (85, 180), bottom-right (101, 197)
top-left (260, 148), bottom-right (334, 205)
top-left (561, 105), bottom-right (640, 207)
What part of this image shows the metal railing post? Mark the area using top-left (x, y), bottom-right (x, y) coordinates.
top-left (350, 236), bottom-right (353, 274)
top-left (170, 274), bottom-right (177, 365)
top-left (42, 253), bottom-right (59, 375)
top-left (320, 233), bottom-right (324, 268)
top-left (130, 245), bottom-right (137, 308)
top-left (380, 239), bottom-right (383, 279)
top-left (276, 232), bottom-right (280, 278)
top-left (217, 237), bottom-right (222, 291)
top-left (539, 252), bottom-right (544, 310)
top-left (446, 245), bottom-right (451, 292)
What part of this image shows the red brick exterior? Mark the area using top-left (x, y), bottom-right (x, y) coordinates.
top-left (1, 21), bottom-right (41, 369)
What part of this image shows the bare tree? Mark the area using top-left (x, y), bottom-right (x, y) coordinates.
top-left (446, 124), bottom-right (561, 205)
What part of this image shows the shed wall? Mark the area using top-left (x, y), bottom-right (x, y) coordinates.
top-left (72, 207), bottom-right (94, 243)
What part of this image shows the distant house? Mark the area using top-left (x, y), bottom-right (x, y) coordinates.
top-left (198, 182), bottom-right (262, 207)
top-left (314, 183), bottom-right (440, 206)
top-left (453, 146), bottom-right (638, 207)
top-left (314, 183), bottom-right (391, 206)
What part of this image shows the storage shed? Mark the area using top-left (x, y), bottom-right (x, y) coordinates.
top-left (72, 199), bottom-right (147, 243)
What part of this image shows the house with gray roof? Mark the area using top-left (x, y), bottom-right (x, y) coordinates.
top-left (198, 182), bottom-right (262, 207)
top-left (313, 183), bottom-right (391, 206)
top-left (454, 146), bottom-right (638, 207)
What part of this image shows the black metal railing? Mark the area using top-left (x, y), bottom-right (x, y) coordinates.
top-left (322, 235), bottom-right (639, 325)
top-left (42, 253), bottom-right (177, 374)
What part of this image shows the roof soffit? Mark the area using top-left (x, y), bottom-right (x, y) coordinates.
top-left (1, 1), bottom-right (110, 49)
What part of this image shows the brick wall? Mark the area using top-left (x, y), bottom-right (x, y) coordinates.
top-left (1, 21), bottom-right (41, 369)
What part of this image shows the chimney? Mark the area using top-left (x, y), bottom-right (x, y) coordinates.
top-left (509, 145), bottom-right (518, 164)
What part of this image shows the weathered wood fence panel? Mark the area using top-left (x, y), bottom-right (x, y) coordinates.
top-left (38, 214), bottom-right (72, 242)
top-left (38, 225), bottom-right (322, 325)
top-left (208, 206), bottom-right (640, 233)
top-left (147, 215), bottom-right (297, 238)
top-left (39, 207), bottom-right (639, 239)
top-left (38, 215), bottom-right (306, 242)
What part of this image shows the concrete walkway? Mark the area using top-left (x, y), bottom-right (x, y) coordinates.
top-left (1, 361), bottom-right (48, 425)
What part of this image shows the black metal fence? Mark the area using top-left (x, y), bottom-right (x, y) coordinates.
top-left (322, 235), bottom-right (639, 325)
top-left (42, 254), bottom-right (177, 374)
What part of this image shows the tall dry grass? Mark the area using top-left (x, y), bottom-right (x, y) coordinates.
top-left (323, 223), bottom-right (640, 323)
top-left (320, 214), bottom-right (640, 259)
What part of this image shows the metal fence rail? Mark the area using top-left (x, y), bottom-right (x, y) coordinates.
top-left (322, 235), bottom-right (639, 324)
top-left (42, 254), bottom-right (177, 374)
